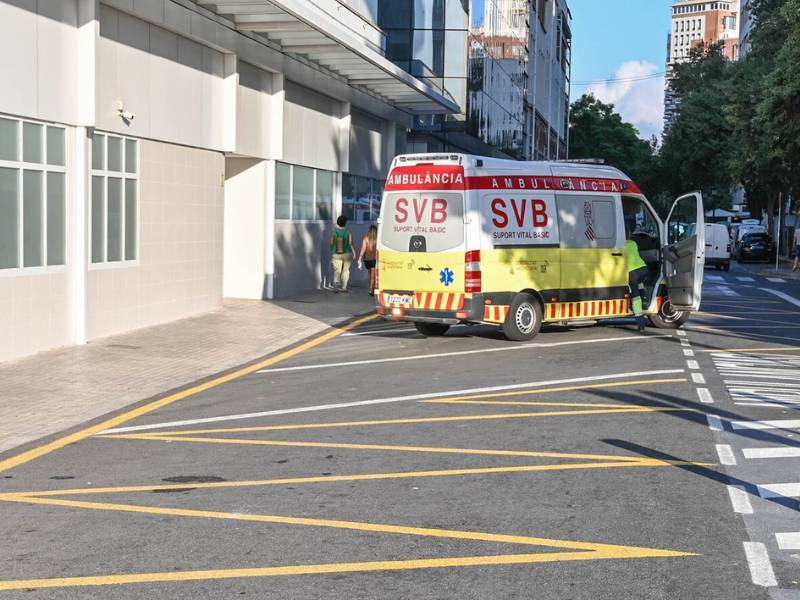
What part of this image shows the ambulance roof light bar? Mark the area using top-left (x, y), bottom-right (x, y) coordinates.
top-left (552, 158), bottom-right (606, 164)
top-left (395, 154), bottom-right (462, 167)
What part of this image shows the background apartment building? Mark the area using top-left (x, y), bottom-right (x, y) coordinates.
top-left (664, 0), bottom-right (739, 130)
top-left (0, 0), bottom-right (461, 362)
top-left (738, 0), bottom-right (755, 57)
top-left (380, 0), bottom-right (571, 160)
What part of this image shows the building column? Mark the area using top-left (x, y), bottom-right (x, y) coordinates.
top-left (264, 159), bottom-right (276, 299)
top-left (70, 0), bottom-right (97, 345)
top-left (270, 73), bottom-right (285, 160)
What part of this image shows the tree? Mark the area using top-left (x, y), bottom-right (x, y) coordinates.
top-left (568, 94), bottom-right (657, 195)
top-left (758, 0), bottom-right (800, 199)
top-left (658, 43), bottom-right (735, 210)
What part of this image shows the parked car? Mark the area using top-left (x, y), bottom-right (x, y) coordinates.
top-left (704, 223), bottom-right (731, 270)
top-left (736, 232), bottom-right (776, 263)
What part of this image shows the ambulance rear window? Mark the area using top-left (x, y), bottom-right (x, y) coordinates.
top-left (381, 192), bottom-right (465, 252)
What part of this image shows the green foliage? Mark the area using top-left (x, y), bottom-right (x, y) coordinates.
top-left (568, 94), bottom-right (657, 195)
top-left (656, 0), bottom-right (800, 220)
top-left (758, 0), bottom-right (800, 194)
top-left (658, 43), bottom-right (735, 210)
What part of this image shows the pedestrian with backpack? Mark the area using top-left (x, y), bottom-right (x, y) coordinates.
top-left (330, 216), bottom-right (355, 292)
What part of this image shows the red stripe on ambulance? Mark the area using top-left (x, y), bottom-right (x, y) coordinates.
top-left (384, 165), bottom-right (640, 195)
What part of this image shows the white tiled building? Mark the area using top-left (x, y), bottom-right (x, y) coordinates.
top-left (0, 0), bottom-right (461, 362)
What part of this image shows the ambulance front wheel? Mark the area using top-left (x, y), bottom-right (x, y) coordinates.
top-left (414, 322), bottom-right (451, 337)
top-left (503, 293), bottom-right (543, 341)
top-left (648, 301), bottom-right (690, 329)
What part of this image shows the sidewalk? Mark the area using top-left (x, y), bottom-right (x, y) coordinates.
top-left (756, 256), bottom-right (800, 281)
top-left (0, 289), bottom-right (375, 456)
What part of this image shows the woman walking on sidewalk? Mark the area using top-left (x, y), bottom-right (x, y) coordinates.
top-left (330, 216), bottom-right (355, 292)
top-left (358, 225), bottom-right (378, 296)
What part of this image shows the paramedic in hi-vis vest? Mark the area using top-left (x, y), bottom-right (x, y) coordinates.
top-left (626, 226), bottom-right (648, 333)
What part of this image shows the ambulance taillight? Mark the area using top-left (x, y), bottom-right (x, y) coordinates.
top-left (465, 250), bottom-right (481, 293)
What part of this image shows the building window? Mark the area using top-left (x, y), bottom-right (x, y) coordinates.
top-left (274, 161), bottom-right (335, 222)
top-left (0, 116), bottom-right (66, 270)
top-left (91, 132), bottom-right (138, 264)
top-left (342, 174), bottom-right (384, 224)
top-left (537, 0), bottom-right (547, 31)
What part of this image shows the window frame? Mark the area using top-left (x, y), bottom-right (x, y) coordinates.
top-left (89, 132), bottom-right (140, 269)
top-left (0, 115), bottom-right (67, 276)
top-left (274, 161), bottom-right (336, 224)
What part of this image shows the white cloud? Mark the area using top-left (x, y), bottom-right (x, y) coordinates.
top-left (586, 61), bottom-right (665, 140)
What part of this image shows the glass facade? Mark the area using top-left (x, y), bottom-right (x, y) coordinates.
top-left (385, 0), bottom-right (572, 161)
top-left (378, 0), bottom-right (469, 117)
top-left (342, 174), bottom-right (384, 225)
top-left (467, 0), bottom-right (530, 159)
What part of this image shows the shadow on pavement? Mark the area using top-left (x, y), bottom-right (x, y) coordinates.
top-left (602, 438), bottom-right (799, 512)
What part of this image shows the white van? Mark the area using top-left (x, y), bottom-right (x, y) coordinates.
top-left (375, 154), bottom-right (706, 340)
top-left (704, 223), bottom-right (731, 270)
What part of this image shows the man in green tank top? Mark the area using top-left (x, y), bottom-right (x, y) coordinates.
top-left (626, 227), bottom-right (649, 333)
top-left (330, 215), bottom-right (355, 292)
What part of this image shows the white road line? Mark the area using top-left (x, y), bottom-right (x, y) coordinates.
top-left (705, 274), bottom-right (724, 282)
top-left (683, 349), bottom-right (695, 357)
top-left (757, 483), bottom-right (800, 499)
top-left (737, 277), bottom-right (755, 282)
top-left (676, 330), bottom-right (687, 337)
top-left (686, 360), bottom-right (699, 370)
top-left (98, 368), bottom-right (685, 435)
top-left (767, 278), bottom-right (786, 283)
top-left (342, 327), bottom-right (417, 337)
top-left (681, 339), bottom-right (691, 347)
top-left (736, 402), bottom-right (800, 408)
top-left (727, 485), bottom-right (754, 514)
top-left (742, 447), bottom-right (800, 459)
top-left (776, 532), bottom-right (800, 551)
top-left (691, 372), bottom-right (706, 384)
top-left (257, 334), bottom-right (673, 374)
top-left (761, 287), bottom-right (800, 309)
top-left (718, 381), bottom-right (800, 389)
top-left (731, 419), bottom-right (800, 431)
top-left (716, 444), bottom-right (736, 465)
top-left (706, 285), bottom-right (741, 297)
top-left (743, 542), bottom-right (778, 587)
top-left (697, 388), bottom-right (713, 404)
top-left (707, 415), bottom-right (724, 431)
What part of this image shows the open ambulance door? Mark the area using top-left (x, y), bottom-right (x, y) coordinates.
top-left (663, 192), bottom-right (705, 311)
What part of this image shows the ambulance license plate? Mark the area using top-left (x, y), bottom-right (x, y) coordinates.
top-left (386, 294), bottom-right (413, 307)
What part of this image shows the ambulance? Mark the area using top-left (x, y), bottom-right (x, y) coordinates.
top-left (375, 153), bottom-right (705, 341)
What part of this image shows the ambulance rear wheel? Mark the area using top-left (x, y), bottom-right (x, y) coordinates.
top-left (648, 301), bottom-right (690, 329)
top-left (414, 322), bottom-right (451, 337)
top-left (503, 293), bottom-right (543, 341)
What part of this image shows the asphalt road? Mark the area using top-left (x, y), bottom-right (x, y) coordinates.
top-left (0, 263), bottom-right (798, 599)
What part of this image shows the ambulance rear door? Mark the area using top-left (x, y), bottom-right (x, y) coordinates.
top-left (664, 192), bottom-right (705, 311)
top-left (378, 163), bottom-right (468, 298)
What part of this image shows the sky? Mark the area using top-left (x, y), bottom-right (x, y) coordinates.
top-left (567, 0), bottom-right (673, 140)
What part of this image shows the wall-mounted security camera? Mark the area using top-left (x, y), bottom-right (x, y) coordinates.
top-left (116, 100), bottom-right (134, 124)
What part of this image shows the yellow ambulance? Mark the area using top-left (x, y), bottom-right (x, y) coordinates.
top-left (375, 153), bottom-right (705, 341)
